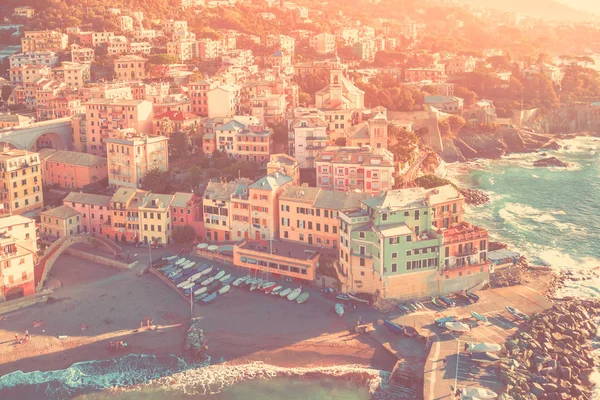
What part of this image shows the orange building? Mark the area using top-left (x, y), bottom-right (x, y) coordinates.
top-left (233, 125), bottom-right (273, 164)
top-left (36, 97), bottom-right (83, 121)
top-left (171, 192), bottom-right (204, 238)
top-left (188, 79), bottom-right (218, 116)
top-left (39, 149), bottom-right (108, 189)
top-left (0, 215), bottom-right (37, 300)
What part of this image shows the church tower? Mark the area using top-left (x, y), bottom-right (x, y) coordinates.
top-left (368, 111), bottom-right (388, 150)
top-left (329, 55), bottom-right (343, 109)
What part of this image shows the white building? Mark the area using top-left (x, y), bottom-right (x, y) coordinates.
top-left (290, 109), bottom-right (329, 168)
top-left (9, 51), bottom-right (59, 69)
top-left (310, 33), bottom-right (336, 55)
top-left (207, 84), bottom-right (241, 118)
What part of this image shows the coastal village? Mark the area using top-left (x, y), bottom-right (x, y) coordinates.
top-left (0, 0), bottom-right (599, 399)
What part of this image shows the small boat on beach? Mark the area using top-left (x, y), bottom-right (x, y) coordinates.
top-left (214, 270), bottom-right (225, 281)
top-left (271, 285), bottom-right (283, 295)
top-left (195, 293), bottom-right (208, 301)
top-left (439, 295), bottom-right (456, 307)
top-left (347, 293), bottom-right (369, 304)
top-left (413, 300), bottom-right (424, 309)
top-left (471, 311), bottom-right (488, 323)
top-left (263, 284), bottom-right (277, 294)
top-left (506, 306), bottom-right (530, 320)
top-left (163, 255), bottom-right (178, 262)
top-left (221, 277), bottom-right (234, 285)
top-left (201, 276), bottom-right (215, 286)
top-left (182, 261), bottom-right (196, 270)
top-left (431, 297), bottom-right (446, 309)
top-left (407, 302), bottom-right (418, 312)
top-left (199, 266), bottom-right (213, 277)
top-left (460, 387), bottom-right (497, 399)
top-left (444, 321), bottom-right (470, 333)
top-left (181, 281), bottom-right (195, 290)
top-left (202, 292), bottom-right (217, 303)
top-left (194, 286), bottom-right (207, 296)
top-left (175, 258), bottom-right (187, 266)
top-left (466, 291), bottom-right (480, 303)
top-left (218, 285), bottom-right (231, 295)
top-left (435, 315), bottom-right (457, 327)
top-left (287, 288), bottom-right (301, 301)
top-left (232, 277), bottom-right (245, 287)
top-left (466, 342), bottom-right (502, 353)
top-left (279, 288), bottom-right (292, 297)
top-left (470, 351), bottom-right (501, 364)
top-left (296, 292), bottom-right (310, 304)
top-left (219, 273), bottom-right (231, 282)
top-left (397, 303), bottom-right (411, 313)
top-left (335, 303), bottom-right (344, 316)
top-left (250, 282), bottom-right (258, 291)
top-left (384, 320), bottom-right (405, 335)
top-left (262, 282), bottom-right (275, 291)
top-left (336, 294), bottom-right (351, 301)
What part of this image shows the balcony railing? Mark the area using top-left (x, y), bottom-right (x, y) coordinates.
top-left (443, 230), bottom-right (487, 244)
top-left (351, 250), bottom-right (372, 259)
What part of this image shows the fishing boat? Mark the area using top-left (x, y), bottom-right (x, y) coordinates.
top-left (466, 342), bottom-right (502, 353)
top-left (413, 300), bottom-right (425, 309)
top-left (263, 284), bottom-right (277, 294)
top-left (403, 326), bottom-right (418, 337)
top-left (287, 288), bottom-right (301, 301)
top-left (435, 315), bottom-right (457, 327)
top-left (195, 293), bottom-right (208, 301)
top-left (194, 286), bottom-right (207, 296)
top-left (163, 255), bottom-right (179, 262)
top-left (347, 293), bottom-right (369, 304)
top-left (397, 303), bottom-right (411, 313)
top-left (202, 292), bottom-right (217, 304)
top-left (296, 292), bottom-right (310, 304)
top-left (335, 303), bottom-right (344, 316)
top-left (201, 276), bottom-right (215, 286)
top-left (466, 291), bottom-right (480, 303)
top-left (384, 320), bottom-right (405, 335)
top-left (221, 277), bottom-right (234, 285)
top-left (219, 273), bottom-right (231, 282)
top-left (250, 282), bottom-right (258, 291)
top-left (279, 288), bottom-right (292, 297)
top-left (181, 282), bottom-right (195, 290)
top-left (205, 281), bottom-right (222, 295)
top-left (470, 352), bottom-right (501, 364)
top-left (189, 271), bottom-right (205, 283)
top-left (262, 282), bottom-right (275, 291)
top-left (218, 285), bottom-right (231, 295)
top-left (232, 277), bottom-right (245, 287)
top-left (199, 266), bottom-right (213, 276)
top-left (506, 306), bottom-right (530, 320)
top-left (169, 271), bottom-right (183, 281)
top-left (431, 297), bottom-right (446, 309)
top-left (271, 285), bottom-right (283, 295)
top-left (175, 258), bottom-right (187, 266)
top-left (336, 294), bottom-right (351, 301)
top-left (406, 302), bottom-right (418, 312)
top-left (182, 261), bottom-right (196, 270)
top-left (257, 280), bottom-right (266, 290)
top-left (158, 263), bottom-right (174, 271)
top-left (214, 270), bottom-right (225, 281)
top-left (444, 321), bottom-right (470, 333)
top-left (439, 295), bottom-right (456, 307)
top-left (471, 311), bottom-right (488, 323)
top-left (460, 387), bottom-right (497, 399)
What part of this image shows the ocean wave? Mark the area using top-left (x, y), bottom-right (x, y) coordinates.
top-left (499, 202), bottom-right (558, 224)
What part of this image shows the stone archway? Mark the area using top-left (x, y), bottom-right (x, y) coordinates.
top-left (32, 131), bottom-right (68, 151)
top-left (35, 233), bottom-right (122, 292)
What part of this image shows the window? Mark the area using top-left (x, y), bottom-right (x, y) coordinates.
top-left (415, 210), bottom-right (420, 220)
top-left (406, 250), bottom-right (411, 256)
top-left (389, 237), bottom-right (399, 245)
top-left (382, 213), bottom-right (388, 221)
top-left (414, 249), bottom-right (420, 255)
top-left (359, 258), bottom-right (365, 267)
top-left (283, 231), bottom-right (288, 238)
top-left (406, 235), bottom-right (412, 242)
top-left (359, 232), bottom-right (365, 239)
top-left (406, 261), bottom-right (411, 270)
top-left (391, 263), bottom-right (397, 272)
top-left (392, 252), bottom-right (398, 258)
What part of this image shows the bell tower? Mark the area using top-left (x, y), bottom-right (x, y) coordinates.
top-left (329, 54), bottom-right (343, 109)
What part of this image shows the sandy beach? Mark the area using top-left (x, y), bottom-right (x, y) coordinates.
top-left (0, 251), bottom-right (397, 379)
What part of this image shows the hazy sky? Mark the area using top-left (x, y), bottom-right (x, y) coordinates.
top-left (559, 0), bottom-right (600, 14)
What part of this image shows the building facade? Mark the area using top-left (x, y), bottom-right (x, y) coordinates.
top-left (0, 149), bottom-right (44, 216)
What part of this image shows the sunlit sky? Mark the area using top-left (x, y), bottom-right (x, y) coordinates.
top-left (558, 0), bottom-right (600, 14)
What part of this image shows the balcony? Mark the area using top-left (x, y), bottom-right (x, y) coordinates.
top-left (442, 223), bottom-right (487, 245)
top-left (456, 247), bottom-right (478, 257)
top-left (351, 250), bottom-right (373, 259)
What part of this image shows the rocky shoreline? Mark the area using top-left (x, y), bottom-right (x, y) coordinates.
top-left (459, 188), bottom-right (490, 206)
top-left (500, 300), bottom-right (600, 400)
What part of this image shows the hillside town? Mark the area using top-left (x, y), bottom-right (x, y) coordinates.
top-left (0, 1), bottom-right (600, 400)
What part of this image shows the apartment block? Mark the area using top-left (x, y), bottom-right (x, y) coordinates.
top-left (107, 36), bottom-right (129, 56)
top-left (0, 215), bottom-right (37, 300)
top-left (315, 146), bottom-right (395, 195)
top-left (197, 38), bottom-right (223, 61)
top-left (36, 97), bottom-right (83, 121)
top-left (21, 31), bottom-right (68, 53)
top-left (167, 40), bottom-right (196, 61)
top-left (207, 84), bottom-right (241, 118)
top-left (129, 42), bottom-right (152, 55)
top-left (51, 62), bottom-right (90, 88)
top-left (9, 51), bottom-right (59, 69)
top-left (264, 34), bottom-right (295, 54)
top-left (70, 44), bottom-right (94, 64)
top-left (251, 94), bottom-right (286, 124)
top-left (40, 205), bottom-right (81, 238)
top-left (114, 55), bottom-right (147, 81)
top-left (233, 125), bottom-right (273, 163)
top-left (13, 6), bottom-right (36, 18)
top-left (0, 149), bottom-right (43, 216)
top-left (62, 192), bottom-right (111, 235)
top-left (188, 79), bottom-right (218, 116)
top-left (310, 33), bottom-right (336, 55)
top-left (9, 65), bottom-right (50, 86)
top-left (106, 130), bottom-right (169, 189)
top-left (39, 149), bottom-right (108, 189)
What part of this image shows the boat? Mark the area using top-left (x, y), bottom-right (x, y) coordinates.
top-left (163, 255), bottom-right (178, 262)
top-left (335, 303), bottom-right (344, 316)
top-left (471, 311), bottom-right (488, 323)
top-left (182, 261), bottom-right (196, 270)
top-left (506, 306), bottom-right (530, 320)
top-left (175, 258), bottom-right (187, 266)
top-left (444, 321), bottom-right (470, 333)
top-left (194, 286), bottom-right (207, 296)
top-left (201, 266), bottom-right (215, 276)
top-left (189, 272), bottom-right (205, 283)
top-left (232, 277), bottom-right (245, 287)
top-left (195, 293), bottom-right (208, 301)
top-left (287, 288), bottom-right (301, 301)
top-left (271, 285), bottom-right (283, 295)
top-left (218, 285), bottom-right (231, 295)
top-left (439, 295), bottom-right (456, 307)
top-left (466, 291), bottom-right (480, 303)
top-left (296, 292), bottom-right (310, 304)
top-left (250, 282), bottom-right (258, 291)
top-left (263, 284), bottom-right (277, 294)
top-left (181, 281), bottom-right (195, 290)
top-left (201, 276), bottom-right (215, 286)
top-left (431, 297), bottom-right (446, 309)
top-left (397, 303), bottom-right (411, 313)
top-left (262, 282), bottom-right (275, 291)
top-left (205, 281), bottom-right (222, 295)
top-left (279, 288), bottom-right (292, 297)
top-left (407, 302), bottom-right (418, 312)
top-left (336, 294), bottom-right (351, 301)
top-left (255, 279), bottom-right (264, 289)
top-left (413, 301), bottom-right (425, 309)
top-left (403, 325), bottom-right (418, 337)
top-left (384, 320), bottom-right (405, 335)
top-left (460, 387), bottom-right (498, 399)
top-left (347, 293), bottom-right (370, 304)
top-left (219, 273), bottom-right (231, 282)
top-left (176, 278), bottom-right (192, 288)
top-left (158, 263), bottom-right (174, 271)
top-left (221, 277), bottom-right (234, 285)
top-left (169, 271), bottom-right (183, 281)
top-left (435, 315), bottom-right (457, 327)
top-left (202, 292), bottom-right (217, 303)
top-left (466, 342), bottom-right (502, 353)
top-left (214, 270), bottom-right (225, 281)
top-left (470, 351), bottom-right (501, 364)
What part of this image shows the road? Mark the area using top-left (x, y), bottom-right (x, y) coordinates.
top-left (400, 151), bottom-right (429, 186)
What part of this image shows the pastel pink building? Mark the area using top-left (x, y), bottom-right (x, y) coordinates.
top-left (62, 192), bottom-right (112, 235)
top-left (171, 192), bottom-right (204, 238)
top-left (39, 149), bottom-right (108, 189)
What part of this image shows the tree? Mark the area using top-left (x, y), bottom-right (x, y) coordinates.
top-left (141, 168), bottom-right (169, 194)
top-left (268, 122), bottom-right (288, 148)
top-left (170, 130), bottom-right (190, 158)
top-left (447, 115), bottom-right (466, 133)
top-left (1, 86), bottom-right (13, 102)
top-left (148, 54), bottom-right (179, 65)
top-left (298, 91), bottom-right (312, 107)
top-left (414, 175), bottom-right (454, 189)
top-left (454, 86), bottom-right (478, 107)
top-left (172, 225), bottom-right (197, 244)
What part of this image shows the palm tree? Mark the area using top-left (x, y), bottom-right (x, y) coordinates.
top-left (186, 122), bottom-right (202, 154)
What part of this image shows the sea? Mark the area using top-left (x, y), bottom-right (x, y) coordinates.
top-left (1, 136), bottom-right (600, 399)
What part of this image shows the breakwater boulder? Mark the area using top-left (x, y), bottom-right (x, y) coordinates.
top-left (500, 300), bottom-right (600, 400)
top-left (185, 317), bottom-right (208, 359)
top-left (533, 157), bottom-right (568, 168)
top-left (459, 188), bottom-right (490, 205)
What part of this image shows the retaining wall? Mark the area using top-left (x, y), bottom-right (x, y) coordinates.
top-left (65, 248), bottom-right (132, 270)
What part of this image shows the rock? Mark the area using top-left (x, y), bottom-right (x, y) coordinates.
top-left (559, 366), bottom-right (572, 380)
top-left (534, 157), bottom-right (569, 168)
top-left (543, 383), bottom-right (558, 392)
top-left (459, 188), bottom-right (490, 205)
top-left (531, 383), bottom-right (545, 397)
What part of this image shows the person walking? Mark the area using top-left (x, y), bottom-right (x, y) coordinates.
top-left (24, 330), bottom-right (30, 340)
top-left (442, 357), bottom-right (447, 368)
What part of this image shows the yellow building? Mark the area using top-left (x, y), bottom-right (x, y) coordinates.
top-left (40, 205), bottom-right (81, 238)
top-left (51, 62), bottom-right (90, 88)
top-left (138, 193), bottom-right (174, 245)
top-left (13, 6), bottom-right (36, 18)
top-left (21, 30), bottom-right (68, 53)
top-left (279, 185), bottom-right (370, 248)
top-left (114, 55), bottom-right (147, 81)
top-left (0, 215), bottom-right (38, 300)
top-left (0, 149), bottom-right (44, 216)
